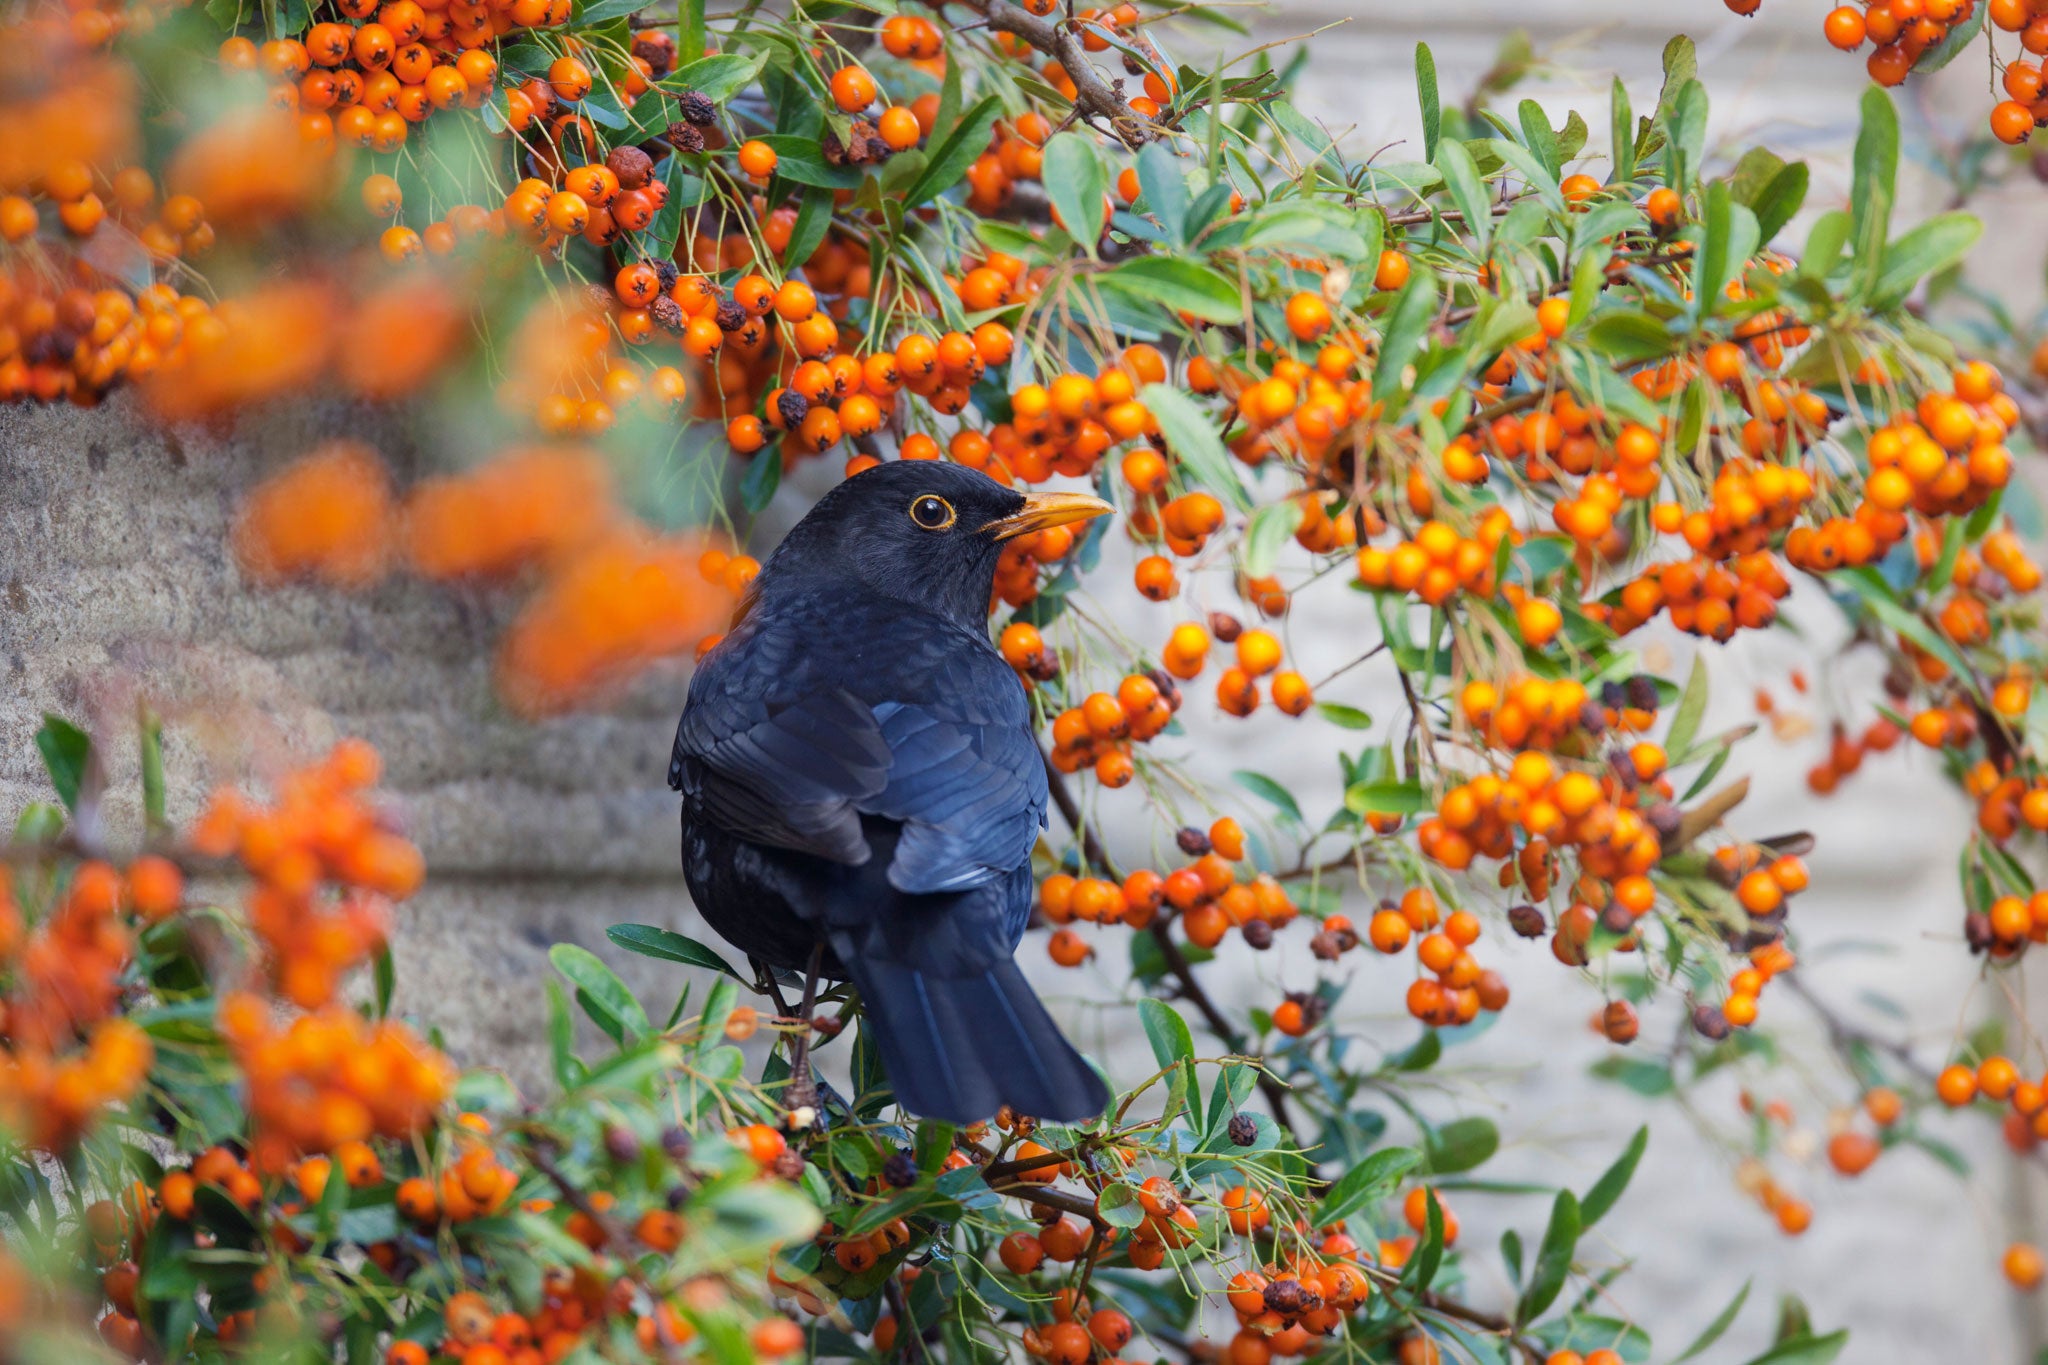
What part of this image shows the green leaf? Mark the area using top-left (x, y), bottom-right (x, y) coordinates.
top-left (1871, 212), bottom-right (1982, 310)
top-left (901, 95), bottom-right (1002, 209)
top-left (1433, 138), bottom-right (1490, 251)
top-left (139, 709), bottom-right (166, 834)
top-left (755, 135), bottom-right (861, 189)
top-left (1742, 1330), bottom-right (1849, 1365)
top-left (1656, 35), bottom-right (1698, 120)
top-left (1242, 203), bottom-right (1373, 261)
top-left (1234, 769), bottom-right (1304, 825)
top-left (1042, 133), bottom-right (1109, 257)
top-left (1344, 781), bottom-right (1431, 816)
top-left (782, 183), bottom-right (835, 270)
top-left (1242, 500), bottom-right (1304, 577)
top-left (1140, 383), bottom-right (1249, 512)
top-left (741, 445), bottom-right (782, 513)
top-left (1139, 998), bottom-right (1194, 1072)
top-left (1317, 703), bottom-right (1372, 730)
top-left (34, 715), bottom-right (90, 812)
top-left (575, 0), bottom-right (646, 23)
top-left (1664, 80), bottom-right (1709, 191)
top-left (1311, 1146), bottom-right (1421, 1227)
top-left (678, 0), bottom-right (703, 79)
top-left (1517, 99), bottom-right (1561, 178)
top-left (1099, 257), bottom-right (1241, 325)
top-left (1371, 263), bottom-right (1440, 404)
top-left (1850, 87), bottom-right (1898, 290)
top-left (1578, 1125), bottom-right (1646, 1227)
top-left (1749, 161), bottom-right (1809, 245)
top-left (1136, 141), bottom-right (1190, 246)
top-left (1586, 311), bottom-right (1677, 365)
top-left (1094, 1181), bottom-right (1145, 1229)
top-left (1424, 1117), bottom-right (1499, 1174)
top-left (1691, 180), bottom-right (1759, 322)
top-left (1672, 1281), bottom-right (1751, 1363)
top-left (1834, 566), bottom-right (1978, 694)
top-left (606, 924), bottom-right (741, 979)
top-left (549, 944), bottom-right (651, 1044)
top-left (546, 979), bottom-right (579, 1089)
top-left (1665, 655), bottom-right (1710, 757)
top-left (1514, 1189), bottom-right (1581, 1326)
top-left (1590, 1055), bottom-right (1673, 1096)
top-left (664, 51), bottom-right (765, 103)
top-left (1609, 77), bottom-right (1636, 185)
top-left (1800, 210), bottom-right (1853, 281)
top-left (1415, 44), bottom-right (1441, 161)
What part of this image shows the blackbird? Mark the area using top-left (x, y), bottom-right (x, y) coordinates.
top-left (669, 461), bottom-right (1114, 1123)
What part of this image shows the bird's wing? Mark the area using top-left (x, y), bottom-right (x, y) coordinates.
top-left (671, 616), bottom-right (894, 865)
top-left (865, 627), bottom-right (1047, 896)
top-left (673, 599), bottom-right (1045, 888)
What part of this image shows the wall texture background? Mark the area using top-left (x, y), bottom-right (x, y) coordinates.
top-left (3, 4), bottom-right (2045, 1361)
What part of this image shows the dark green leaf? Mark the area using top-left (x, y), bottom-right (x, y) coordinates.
top-left (550, 944), bottom-right (651, 1043)
top-left (1095, 1182), bottom-right (1145, 1229)
top-left (1850, 87), bottom-right (1898, 291)
top-left (1750, 161), bottom-right (1809, 245)
top-left (606, 924), bottom-right (741, 979)
top-left (1140, 383), bottom-right (1249, 512)
top-left (1871, 212), bottom-right (1981, 310)
top-left (784, 183), bottom-right (835, 269)
top-left (901, 96), bottom-right (1002, 209)
top-left (1434, 139), bottom-right (1490, 251)
top-left (1099, 257), bottom-right (1241, 325)
top-left (1136, 141), bottom-right (1190, 245)
top-left (1233, 769), bottom-right (1304, 825)
top-left (1042, 134), bottom-right (1109, 258)
top-left (1609, 77), bottom-right (1636, 185)
top-left (1371, 264), bottom-right (1440, 403)
top-left (1317, 703), bottom-right (1372, 730)
top-left (1590, 1056), bottom-right (1673, 1096)
top-left (1742, 1330), bottom-right (1849, 1365)
top-left (741, 445), bottom-right (782, 513)
top-left (1578, 1125), bottom-right (1646, 1227)
top-left (34, 715), bottom-right (90, 812)
top-left (1514, 1190), bottom-right (1581, 1326)
top-left (1672, 1280), bottom-right (1751, 1362)
top-left (755, 135), bottom-right (861, 189)
top-left (575, 0), bottom-right (646, 24)
top-left (1415, 44), bottom-right (1441, 161)
top-left (663, 52), bottom-right (766, 104)
top-left (1424, 1116), bottom-right (1499, 1174)
top-left (139, 709), bottom-right (166, 833)
top-left (1138, 999), bottom-right (1195, 1073)
top-left (1311, 1145), bottom-right (1421, 1227)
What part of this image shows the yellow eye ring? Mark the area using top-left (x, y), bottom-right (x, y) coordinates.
top-left (908, 494), bottom-right (956, 530)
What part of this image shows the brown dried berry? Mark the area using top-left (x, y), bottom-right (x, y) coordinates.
top-left (1227, 1113), bottom-right (1257, 1146)
top-left (1601, 1000), bottom-right (1639, 1045)
top-left (649, 294), bottom-right (685, 333)
top-left (1692, 1004), bottom-right (1731, 1041)
top-left (777, 389), bottom-right (811, 429)
top-left (663, 121), bottom-right (705, 153)
top-left (604, 1125), bottom-right (642, 1162)
top-left (883, 1150), bottom-right (919, 1188)
top-left (606, 144), bottom-right (654, 190)
top-left (1208, 612), bottom-right (1242, 643)
top-left (1241, 919), bottom-right (1274, 951)
top-left (1176, 826), bottom-right (1211, 856)
top-left (677, 90), bottom-right (717, 125)
top-left (1507, 904), bottom-right (1547, 938)
top-left (715, 298), bottom-right (748, 332)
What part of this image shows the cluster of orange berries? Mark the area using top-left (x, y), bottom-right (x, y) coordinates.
top-left (1037, 818), bottom-right (1299, 965)
top-left (219, 992), bottom-right (454, 1159)
top-left (0, 856), bottom-right (175, 1151)
top-left (1734, 1153), bottom-right (1814, 1237)
top-left (1141, 616), bottom-right (1313, 719)
top-left (1356, 888), bottom-right (1513, 1028)
top-left (1794, 0), bottom-right (2048, 142)
top-left (1937, 1050), bottom-right (2048, 1145)
top-left (1037, 663), bottom-right (1182, 786)
top-left (215, 1), bottom-right (513, 160)
top-left (1804, 714), bottom-right (1903, 794)
top-left (189, 738), bottom-right (419, 1008)
top-left (234, 442), bottom-right (735, 711)
top-left (1428, 685), bottom-right (1669, 885)
top-left (1355, 511), bottom-right (1511, 609)
top-left (1701, 911), bottom-right (1800, 1031)
top-left (1823, 1084), bottom-right (1902, 1178)
top-left (989, 345), bottom-right (1167, 486)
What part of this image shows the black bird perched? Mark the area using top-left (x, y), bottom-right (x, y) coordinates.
top-left (669, 461), bottom-right (1113, 1123)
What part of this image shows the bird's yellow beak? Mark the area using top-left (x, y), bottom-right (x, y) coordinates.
top-left (988, 490), bottom-right (1114, 541)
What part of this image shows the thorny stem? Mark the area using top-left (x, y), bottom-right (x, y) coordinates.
top-left (1037, 750), bottom-right (1323, 1184)
top-left (957, 0), bottom-right (1150, 148)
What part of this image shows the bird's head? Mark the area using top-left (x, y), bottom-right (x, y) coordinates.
top-left (758, 461), bottom-right (1112, 627)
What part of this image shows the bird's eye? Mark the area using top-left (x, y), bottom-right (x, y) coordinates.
top-left (908, 494), bottom-right (956, 531)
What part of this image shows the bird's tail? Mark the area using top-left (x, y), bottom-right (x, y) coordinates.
top-left (844, 956), bottom-right (1108, 1123)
